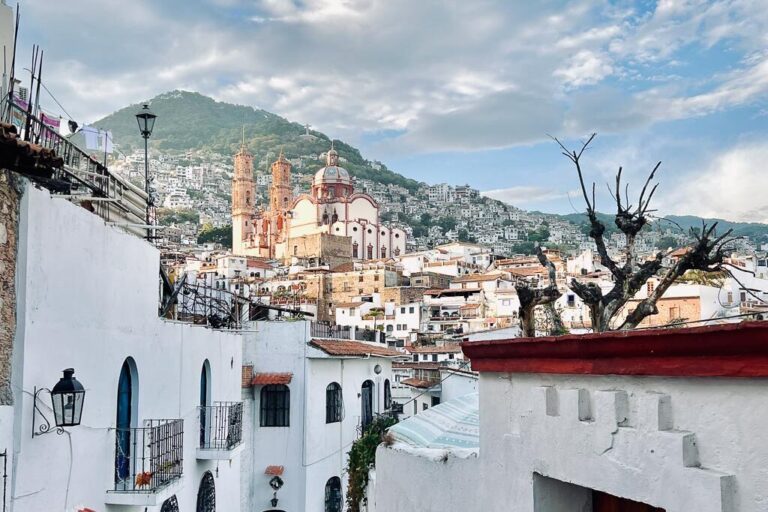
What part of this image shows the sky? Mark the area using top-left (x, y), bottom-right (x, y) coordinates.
top-left (10, 0), bottom-right (768, 221)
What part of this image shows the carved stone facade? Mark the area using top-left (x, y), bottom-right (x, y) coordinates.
top-left (232, 144), bottom-right (406, 263)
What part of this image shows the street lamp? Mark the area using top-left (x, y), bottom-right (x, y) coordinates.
top-left (32, 368), bottom-right (86, 438)
top-left (135, 103), bottom-right (157, 239)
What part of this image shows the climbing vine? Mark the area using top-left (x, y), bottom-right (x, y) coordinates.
top-left (345, 416), bottom-right (398, 512)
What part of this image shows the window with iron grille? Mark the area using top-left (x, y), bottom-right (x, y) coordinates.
top-left (325, 476), bottom-right (342, 512)
top-left (260, 385), bottom-right (290, 427)
top-left (384, 379), bottom-right (391, 410)
top-left (326, 382), bottom-right (343, 423)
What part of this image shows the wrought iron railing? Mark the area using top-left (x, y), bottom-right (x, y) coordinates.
top-left (110, 419), bottom-right (183, 494)
top-left (4, 99), bottom-right (148, 231)
top-left (198, 402), bottom-right (243, 451)
top-left (354, 328), bottom-right (384, 343)
top-left (311, 322), bottom-right (351, 339)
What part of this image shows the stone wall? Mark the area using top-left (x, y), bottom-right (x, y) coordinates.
top-left (0, 170), bottom-right (20, 405)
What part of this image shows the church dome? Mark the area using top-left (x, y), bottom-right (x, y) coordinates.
top-left (313, 144), bottom-right (352, 188)
top-left (313, 165), bottom-right (351, 187)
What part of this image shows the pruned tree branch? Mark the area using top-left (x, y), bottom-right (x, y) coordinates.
top-left (516, 245), bottom-right (562, 337)
top-left (552, 132), bottom-right (732, 332)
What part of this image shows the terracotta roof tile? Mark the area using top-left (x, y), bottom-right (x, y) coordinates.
top-left (400, 377), bottom-right (437, 389)
top-left (251, 372), bottom-right (293, 386)
top-left (406, 344), bottom-right (462, 354)
top-left (265, 465), bottom-right (284, 476)
top-left (309, 339), bottom-right (402, 357)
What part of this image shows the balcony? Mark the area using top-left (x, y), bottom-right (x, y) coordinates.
top-left (105, 419), bottom-right (184, 506)
top-left (197, 402), bottom-right (244, 460)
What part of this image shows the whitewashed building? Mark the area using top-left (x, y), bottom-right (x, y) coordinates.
top-left (4, 181), bottom-right (243, 511)
top-left (239, 321), bottom-right (400, 512)
top-left (373, 322), bottom-right (768, 512)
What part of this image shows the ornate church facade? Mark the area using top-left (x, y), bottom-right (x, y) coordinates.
top-left (232, 142), bottom-right (406, 263)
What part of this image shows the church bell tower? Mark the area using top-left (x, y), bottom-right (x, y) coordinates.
top-left (232, 136), bottom-right (255, 255)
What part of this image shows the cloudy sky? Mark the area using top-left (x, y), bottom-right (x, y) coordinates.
top-left (13, 0), bottom-right (768, 221)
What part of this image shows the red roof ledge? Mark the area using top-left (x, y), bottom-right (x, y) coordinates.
top-left (461, 321), bottom-right (768, 378)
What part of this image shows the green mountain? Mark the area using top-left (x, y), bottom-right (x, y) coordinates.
top-left (93, 90), bottom-right (421, 192)
top-left (554, 212), bottom-right (768, 242)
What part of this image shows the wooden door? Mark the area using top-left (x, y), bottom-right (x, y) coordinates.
top-left (593, 491), bottom-right (665, 512)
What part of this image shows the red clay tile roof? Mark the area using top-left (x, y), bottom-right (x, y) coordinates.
top-left (331, 262), bottom-right (355, 273)
top-left (265, 465), bottom-right (284, 476)
top-left (452, 273), bottom-right (504, 283)
top-left (251, 372), bottom-right (293, 386)
top-left (406, 344), bottom-right (462, 354)
top-left (400, 377), bottom-right (438, 389)
top-left (393, 362), bottom-right (442, 370)
top-left (309, 339), bottom-right (402, 357)
top-left (335, 301), bottom-right (365, 308)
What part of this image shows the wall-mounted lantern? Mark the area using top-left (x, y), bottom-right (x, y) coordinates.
top-left (32, 368), bottom-right (85, 438)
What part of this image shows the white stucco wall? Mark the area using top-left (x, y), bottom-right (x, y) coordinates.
top-left (11, 185), bottom-right (243, 512)
top-left (240, 320), bottom-right (394, 512)
top-left (375, 369), bottom-right (768, 512)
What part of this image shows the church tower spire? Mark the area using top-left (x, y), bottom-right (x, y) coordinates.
top-left (232, 139), bottom-right (255, 255)
top-left (270, 148), bottom-right (293, 212)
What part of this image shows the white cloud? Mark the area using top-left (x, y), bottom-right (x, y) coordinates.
top-left (660, 142), bottom-right (768, 223)
top-left (555, 50), bottom-right (614, 88)
top-left (16, 0), bottom-right (768, 154)
top-left (482, 186), bottom-right (572, 206)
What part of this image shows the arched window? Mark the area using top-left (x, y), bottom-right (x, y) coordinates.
top-left (361, 380), bottom-right (374, 430)
top-left (196, 471), bottom-right (216, 512)
top-left (384, 379), bottom-right (391, 410)
top-left (326, 382), bottom-right (342, 423)
top-left (367, 244), bottom-right (373, 260)
top-left (352, 242), bottom-right (359, 259)
top-left (260, 385), bottom-right (290, 427)
top-left (199, 360), bottom-right (211, 448)
top-left (325, 476), bottom-right (342, 512)
top-left (381, 246), bottom-right (386, 258)
top-left (115, 358), bottom-right (138, 488)
top-left (161, 496), bottom-right (179, 512)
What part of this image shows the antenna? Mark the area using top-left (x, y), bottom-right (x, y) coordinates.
top-left (241, 124), bottom-right (245, 147)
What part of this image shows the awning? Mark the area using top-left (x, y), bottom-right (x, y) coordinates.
top-left (388, 393), bottom-right (479, 450)
top-left (251, 373), bottom-right (293, 386)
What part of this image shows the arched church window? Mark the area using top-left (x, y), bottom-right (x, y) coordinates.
top-left (332, 211), bottom-right (338, 223)
top-left (322, 212), bottom-right (329, 225)
top-left (394, 248), bottom-right (401, 256)
top-left (352, 242), bottom-right (359, 259)
top-left (381, 246), bottom-right (387, 258)
top-left (367, 244), bottom-right (373, 260)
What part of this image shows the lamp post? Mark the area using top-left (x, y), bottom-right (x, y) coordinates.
top-left (32, 368), bottom-right (86, 438)
top-left (135, 103), bottom-right (157, 240)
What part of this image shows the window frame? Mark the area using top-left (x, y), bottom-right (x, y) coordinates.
top-left (260, 384), bottom-right (290, 427)
top-left (325, 382), bottom-right (343, 424)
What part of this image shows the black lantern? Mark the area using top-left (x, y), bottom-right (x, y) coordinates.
top-left (51, 368), bottom-right (85, 427)
top-left (32, 368), bottom-right (86, 437)
top-left (135, 103), bottom-right (156, 139)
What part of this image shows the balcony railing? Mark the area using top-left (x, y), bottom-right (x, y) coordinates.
top-left (4, 99), bottom-right (148, 231)
top-left (110, 419), bottom-right (184, 494)
top-left (311, 322), bottom-right (351, 339)
top-left (199, 402), bottom-right (243, 451)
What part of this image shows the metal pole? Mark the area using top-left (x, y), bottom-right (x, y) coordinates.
top-left (144, 135), bottom-right (150, 240)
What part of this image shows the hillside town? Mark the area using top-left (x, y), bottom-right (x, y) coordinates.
top-left (108, 146), bottom-right (764, 258)
top-left (4, 2), bottom-right (768, 512)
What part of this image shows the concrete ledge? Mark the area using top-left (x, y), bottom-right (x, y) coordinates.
top-left (196, 442), bottom-right (244, 460)
top-left (104, 479), bottom-right (182, 506)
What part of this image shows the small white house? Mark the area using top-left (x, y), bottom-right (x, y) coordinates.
top-left (240, 321), bottom-right (400, 512)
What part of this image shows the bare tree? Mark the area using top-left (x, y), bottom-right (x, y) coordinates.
top-left (555, 133), bottom-right (735, 331)
top-left (516, 245), bottom-right (562, 337)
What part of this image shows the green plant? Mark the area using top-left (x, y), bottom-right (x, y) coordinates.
top-left (346, 416), bottom-right (398, 512)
